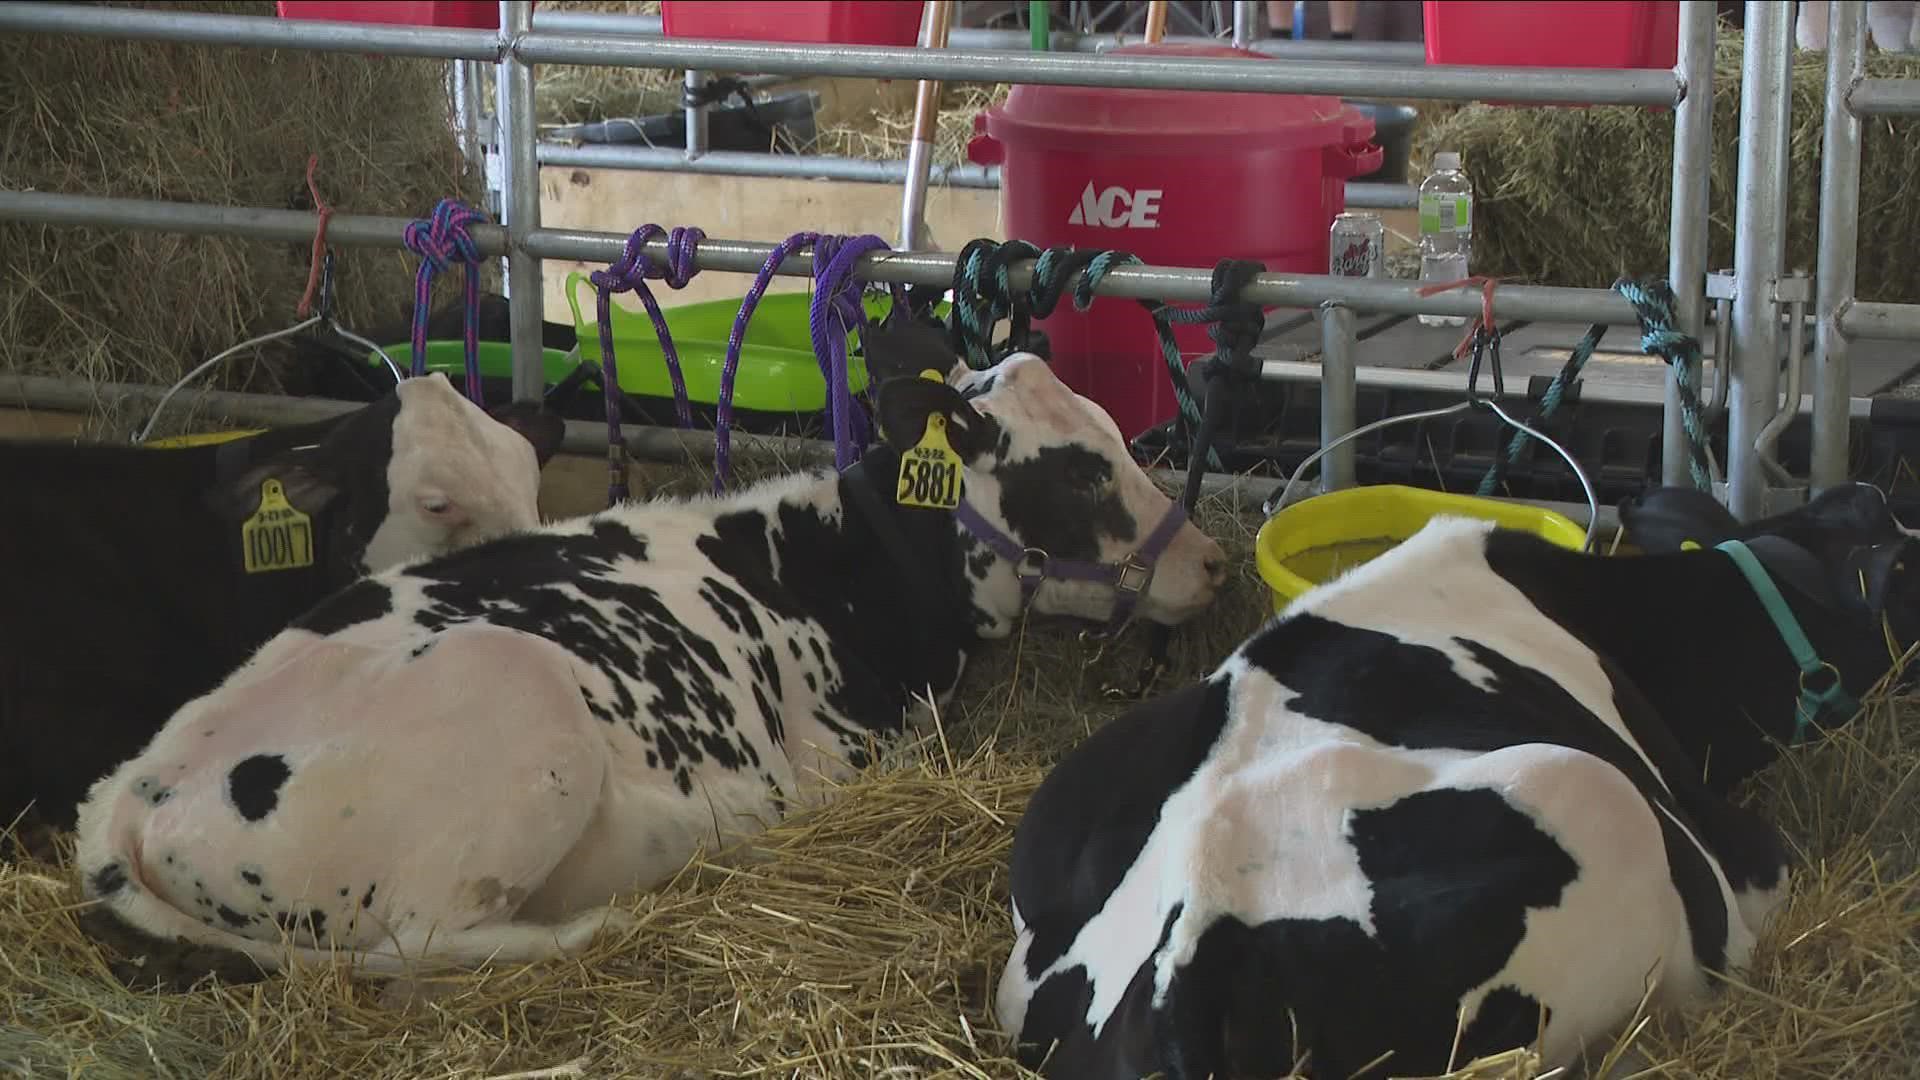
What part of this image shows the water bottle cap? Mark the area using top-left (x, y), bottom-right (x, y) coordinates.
top-left (1433, 151), bottom-right (1461, 172)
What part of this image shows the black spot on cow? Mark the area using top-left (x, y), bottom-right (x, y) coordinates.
top-left (226, 753), bottom-right (292, 823)
top-left (89, 861), bottom-right (129, 898)
top-left (293, 579), bottom-right (395, 635)
top-left (786, 638), bottom-right (803, 661)
top-left (804, 673), bottom-right (818, 693)
top-left (216, 904), bottom-right (251, 929)
top-left (239, 869), bottom-right (262, 887)
top-left (360, 883), bottom-right (377, 910)
top-left (273, 907), bottom-right (326, 942)
top-left (410, 640), bottom-right (435, 660)
top-left (133, 776), bottom-right (172, 807)
top-left (752, 683), bottom-right (785, 745)
top-left (1012, 678), bottom-right (1233, 979)
top-left (338, 886), bottom-right (350, 897)
top-left (995, 445), bottom-right (1135, 564)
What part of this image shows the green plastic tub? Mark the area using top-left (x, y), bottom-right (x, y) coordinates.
top-left (563, 271), bottom-right (945, 415)
top-left (369, 340), bottom-right (577, 385)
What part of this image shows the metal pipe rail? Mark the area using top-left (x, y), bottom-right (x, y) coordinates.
top-left (527, 8), bottom-right (1431, 64)
top-left (0, 188), bottom-right (1647, 324)
top-left (530, 142), bottom-right (1420, 208)
top-left (0, 1), bottom-right (502, 59)
top-left (512, 34), bottom-right (1683, 106)
top-left (0, 3), bottom-right (1680, 106)
top-left (1847, 76), bottom-right (1920, 116)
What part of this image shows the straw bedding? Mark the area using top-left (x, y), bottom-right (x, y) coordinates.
top-left (0, 0), bottom-right (487, 394)
top-left (3, 448), bottom-right (1918, 1079)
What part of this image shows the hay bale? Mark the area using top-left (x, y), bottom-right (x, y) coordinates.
top-left (0, 0), bottom-right (486, 394)
top-left (4, 454), bottom-right (1918, 1077)
top-left (1417, 30), bottom-right (1920, 302)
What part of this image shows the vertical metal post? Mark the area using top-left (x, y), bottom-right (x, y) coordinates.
top-left (1319, 301), bottom-right (1358, 492)
top-left (1812, 0), bottom-right (1865, 494)
top-left (683, 69), bottom-right (709, 159)
top-left (1232, 0), bottom-right (1258, 47)
top-left (899, 0), bottom-right (954, 249)
top-left (497, 1), bottom-right (545, 403)
top-left (1663, 0), bottom-right (1714, 488)
top-left (1726, 0), bottom-right (1792, 520)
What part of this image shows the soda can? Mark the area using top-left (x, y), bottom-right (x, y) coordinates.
top-left (1329, 211), bottom-right (1386, 279)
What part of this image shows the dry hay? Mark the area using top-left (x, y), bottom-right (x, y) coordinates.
top-left (4, 454), bottom-right (1918, 1077)
top-left (1417, 29), bottom-right (1920, 302)
top-left (535, 1), bottom-right (681, 128)
top-left (0, 0), bottom-right (485, 393)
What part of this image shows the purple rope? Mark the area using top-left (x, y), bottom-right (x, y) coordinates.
top-left (401, 199), bottom-right (489, 407)
top-left (588, 224), bottom-right (704, 504)
top-left (809, 234), bottom-right (891, 472)
top-left (714, 230), bottom-right (820, 493)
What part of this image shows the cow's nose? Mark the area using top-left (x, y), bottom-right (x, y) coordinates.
top-left (1204, 555), bottom-right (1229, 586)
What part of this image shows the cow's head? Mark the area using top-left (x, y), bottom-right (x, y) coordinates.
top-left (209, 372), bottom-right (564, 583)
top-left (1623, 482), bottom-right (1920, 690)
top-left (864, 322), bottom-right (1227, 635)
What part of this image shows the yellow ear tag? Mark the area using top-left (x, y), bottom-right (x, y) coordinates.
top-left (896, 371), bottom-right (964, 511)
top-left (241, 478), bottom-right (316, 574)
top-left (1680, 539), bottom-right (1702, 552)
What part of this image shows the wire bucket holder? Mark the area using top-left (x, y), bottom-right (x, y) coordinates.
top-left (1262, 318), bottom-right (1604, 554)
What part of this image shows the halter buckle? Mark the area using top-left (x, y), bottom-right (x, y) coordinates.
top-left (1114, 558), bottom-right (1153, 595)
top-left (1800, 661), bottom-right (1845, 701)
top-left (1016, 548), bottom-right (1049, 582)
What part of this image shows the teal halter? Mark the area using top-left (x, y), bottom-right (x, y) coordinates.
top-left (1715, 539), bottom-right (1857, 744)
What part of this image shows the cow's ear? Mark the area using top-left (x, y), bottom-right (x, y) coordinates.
top-left (859, 319), bottom-right (961, 388)
top-left (488, 400), bottom-right (565, 468)
top-left (207, 453), bottom-right (342, 523)
top-left (875, 375), bottom-right (996, 463)
top-left (1619, 486), bottom-right (1742, 553)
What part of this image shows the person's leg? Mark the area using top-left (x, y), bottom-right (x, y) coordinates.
top-left (1328, 0), bottom-right (1358, 39)
top-left (1867, 1), bottom-right (1919, 52)
top-left (1267, 0), bottom-right (1292, 35)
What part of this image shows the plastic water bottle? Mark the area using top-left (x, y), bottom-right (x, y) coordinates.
top-left (1417, 151), bottom-right (1473, 328)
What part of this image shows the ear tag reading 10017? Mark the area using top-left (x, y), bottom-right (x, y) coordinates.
top-left (896, 369), bottom-right (963, 511)
top-left (241, 478), bottom-right (316, 574)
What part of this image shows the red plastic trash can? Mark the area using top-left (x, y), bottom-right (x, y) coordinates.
top-left (967, 42), bottom-right (1380, 442)
top-left (1423, 1), bottom-right (1680, 70)
top-left (275, 1), bottom-right (501, 29)
top-left (661, 1), bottom-right (927, 47)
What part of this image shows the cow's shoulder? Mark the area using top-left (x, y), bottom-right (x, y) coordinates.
top-left (1012, 675), bottom-right (1233, 976)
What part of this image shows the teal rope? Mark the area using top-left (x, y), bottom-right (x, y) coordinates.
top-left (1478, 276), bottom-right (1713, 497)
top-left (948, 242), bottom-right (1215, 465)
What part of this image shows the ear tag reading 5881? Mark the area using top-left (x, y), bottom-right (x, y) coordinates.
top-left (896, 369), bottom-right (963, 511)
top-left (241, 478), bottom-right (316, 574)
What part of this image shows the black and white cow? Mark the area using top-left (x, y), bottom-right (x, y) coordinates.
top-left (1, 372), bottom-right (564, 841)
top-left (998, 483), bottom-right (1918, 1079)
top-left (71, 323), bottom-right (1228, 979)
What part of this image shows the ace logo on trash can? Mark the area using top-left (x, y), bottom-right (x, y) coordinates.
top-left (1066, 181), bottom-right (1164, 229)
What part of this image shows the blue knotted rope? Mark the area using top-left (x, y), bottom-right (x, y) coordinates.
top-left (589, 224), bottom-right (705, 505)
top-left (1478, 276), bottom-right (1713, 497)
top-left (402, 198), bottom-right (489, 406)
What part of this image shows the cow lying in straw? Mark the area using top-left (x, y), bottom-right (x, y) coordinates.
top-left (1, 372), bottom-right (564, 844)
top-left (997, 483), bottom-right (1916, 1079)
top-left (73, 322), bottom-right (1228, 980)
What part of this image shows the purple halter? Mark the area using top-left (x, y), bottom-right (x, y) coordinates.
top-left (952, 498), bottom-right (1192, 632)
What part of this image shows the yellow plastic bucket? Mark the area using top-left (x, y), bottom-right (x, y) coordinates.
top-left (142, 429), bottom-right (265, 449)
top-left (1255, 484), bottom-right (1589, 613)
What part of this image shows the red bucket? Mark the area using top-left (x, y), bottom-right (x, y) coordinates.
top-left (660, 1), bottom-right (926, 47)
top-left (968, 43), bottom-right (1379, 442)
top-left (275, 1), bottom-right (501, 29)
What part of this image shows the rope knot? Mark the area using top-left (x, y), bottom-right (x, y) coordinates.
top-left (404, 198), bottom-right (492, 405)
